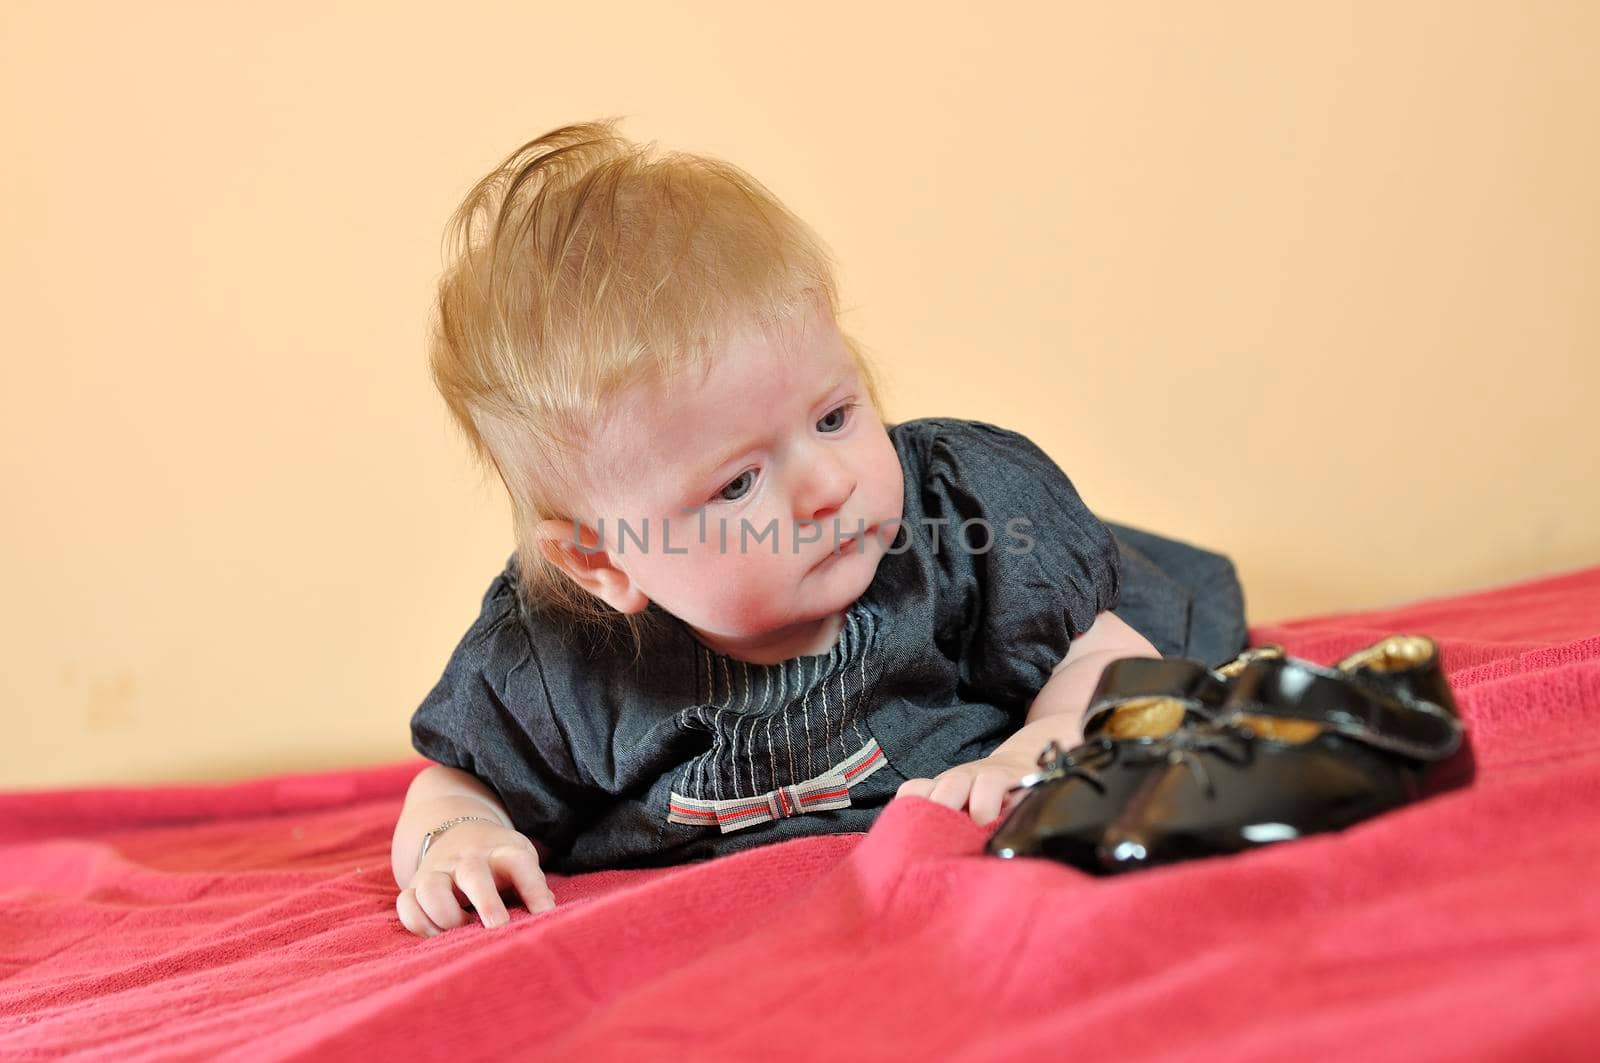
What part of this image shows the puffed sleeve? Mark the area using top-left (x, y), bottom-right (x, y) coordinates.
top-left (409, 560), bottom-right (598, 855)
top-left (912, 418), bottom-right (1122, 710)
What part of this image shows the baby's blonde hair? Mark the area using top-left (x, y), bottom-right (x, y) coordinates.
top-left (429, 117), bottom-right (886, 648)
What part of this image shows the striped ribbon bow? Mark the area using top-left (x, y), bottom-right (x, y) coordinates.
top-left (667, 739), bottom-right (889, 834)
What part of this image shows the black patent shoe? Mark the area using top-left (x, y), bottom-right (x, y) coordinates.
top-left (1334, 635), bottom-right (1477, 793)
top-left (984, 645), bottom-right (1284, 863)
top-left (1092, 635), bottom-right (1473, 874)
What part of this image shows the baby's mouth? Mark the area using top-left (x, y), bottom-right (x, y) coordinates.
top-left (830, 524), bottom-right (877, 556)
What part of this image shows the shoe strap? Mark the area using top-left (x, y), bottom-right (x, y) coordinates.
top-left (1220, 656), bottom-right (1463, 761)
top-left (1082, 657), bottom-right (1230, 735)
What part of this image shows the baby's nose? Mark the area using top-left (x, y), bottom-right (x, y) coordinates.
top-left (794, 452), bottom-right (856, 524)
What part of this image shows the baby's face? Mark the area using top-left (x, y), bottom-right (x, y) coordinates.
top-left (577, 302), bottom-right (904, 661)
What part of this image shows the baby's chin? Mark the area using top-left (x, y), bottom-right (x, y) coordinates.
top-left (680, 549), bottom-right (885, 641)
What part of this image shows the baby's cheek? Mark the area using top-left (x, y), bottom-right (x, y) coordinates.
top-left (716, 548), bottom-right (779, 602)
top-left (672, 540), bottom-right (750, 601)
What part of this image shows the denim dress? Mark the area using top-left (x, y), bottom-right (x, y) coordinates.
top-left (409, 417), bottom-right (1248, 873)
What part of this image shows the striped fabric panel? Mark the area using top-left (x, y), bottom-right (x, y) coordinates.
top-left (674, 604), bottom-right (882, 807)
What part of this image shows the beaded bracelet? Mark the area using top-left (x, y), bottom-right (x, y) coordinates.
top-left (415, 814), bottom-right (500, 872)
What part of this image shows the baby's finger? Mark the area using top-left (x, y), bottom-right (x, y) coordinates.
top-left (414, 868), bottom-right (470, 932)
top-left (927, 771), bottom-right (974, 812)
top-left (967, 772), bottom-right (1013, 827)
top-left (453, 857), bottom-right (511, 929)
top-left (896, 778), bottom-right (934, 801)
top-left (492, 845), bottom-right (557, 915)
top-left (396, 887), bottom-right (442, 938)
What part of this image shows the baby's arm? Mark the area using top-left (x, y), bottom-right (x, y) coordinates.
top-left (896, 611), bottom-right (1160, 825)
top-left (392, 762), bottom-right (558, 936)
top-left (995, 610), bottom-right (1161, 756)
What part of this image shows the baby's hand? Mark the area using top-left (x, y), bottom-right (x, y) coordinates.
top-left (396, 820), bottom-right (556, 938)
top-left (895, 750), bottom-right (1039, 827)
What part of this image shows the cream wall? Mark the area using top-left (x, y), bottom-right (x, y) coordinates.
top-left (2, 2), bottom-right (1595, 789)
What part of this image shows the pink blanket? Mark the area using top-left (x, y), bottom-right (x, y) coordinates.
top-left (5, 566), bottom-right (1600, 1060)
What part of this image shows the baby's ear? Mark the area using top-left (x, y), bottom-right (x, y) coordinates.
top-left (532, 518), bottom-right (651, 615)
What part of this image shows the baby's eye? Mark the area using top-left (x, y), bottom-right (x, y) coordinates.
top-left (716, 469), bottom-right (757, 503)
top-left (817, 401), bottom-right (858, 434)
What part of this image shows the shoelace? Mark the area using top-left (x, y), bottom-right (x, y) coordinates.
top-left (1009, 720), bottom-right (1259, 802)
top-left (1114, 720), bottom-right (1255, 798)
top-left (1009, 738), bottom-right (1113, 796)
top-left (1008, 702), bottom-right (1458, 804)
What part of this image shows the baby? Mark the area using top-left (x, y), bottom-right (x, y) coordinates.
top-left (391, 119), bottom-right (1239, 938)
